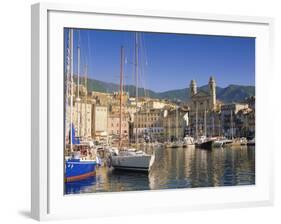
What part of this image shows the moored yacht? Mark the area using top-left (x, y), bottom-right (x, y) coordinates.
top-left (195, 136), bottom-right (214, 150)
top-left (247, 138), bottom-right (255, 146)
top-left (213, 137), bottom-right (233, 148)
top-left (65, 151), bottom-right (97, 182)
top-left (183, 136), bottom-right (195, 147)
top-left (108, 39), bottom-right (154, 172)
top-left (109, 148), bottom-right (155, 172)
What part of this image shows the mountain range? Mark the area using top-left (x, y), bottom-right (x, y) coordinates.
top-left (78, 77), bottom-right (255, 103)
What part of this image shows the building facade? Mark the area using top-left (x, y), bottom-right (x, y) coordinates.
top-left (107, 112), bottom-right (130, 145)
top-left (188, 76), bottom-right (220, 137)
top-left (163, 107), bottom-right (188, 141)
top-left (92, 105), bottom-right (108, 140)
top-left (133, 108), bottom-right (164, 141)
top-left (220, 103), bottom-right (249, 138)
top-left (70, 100), bottom-right (92, 140)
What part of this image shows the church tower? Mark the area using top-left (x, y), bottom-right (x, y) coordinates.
top-left (189, 80), bottom-right (197, 98)
top-left (209, 76), bottom-right (216, 110)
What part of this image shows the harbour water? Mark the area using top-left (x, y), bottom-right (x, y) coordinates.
top-left (65, 146), bottom-right (255, 194)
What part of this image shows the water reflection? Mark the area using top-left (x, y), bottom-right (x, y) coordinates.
top-left (65, 146), bottom-right (255, 194)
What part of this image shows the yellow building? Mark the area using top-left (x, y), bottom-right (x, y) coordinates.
top-left (133, 108), bottom-right (164, 141)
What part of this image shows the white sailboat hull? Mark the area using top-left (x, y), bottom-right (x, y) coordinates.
top-left (111, 154), bottom-right (152, 172)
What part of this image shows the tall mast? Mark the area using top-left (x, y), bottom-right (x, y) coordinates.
top-left (218, 118), bottom-right (221, 137)
top-left (77, 30), bottom-right (81, 136)
top-left (195, 102), bottom-right (198, 138)
top-left (218, 116), bottom-right (221, 137)
top-left (119, 46), bottom-right (124, 149)
top-left (168, 116), bottom-right (171, 141)
top-left (70, 29), bottom-right (74, 152)
top-left (230, 110), bottom-right (234, 139)
top-left (65, 29), bottom-right (70, 147)
top-left (176, 107), bottom-right (178, 140)
top-left (212, 114), bottom-right (215, 137)
top-left (204, 108), bottom-right (207, 136)
top-left (84, 64), bottom-right (88, 138)
top-left (135, 32), bottom-right (139, 145)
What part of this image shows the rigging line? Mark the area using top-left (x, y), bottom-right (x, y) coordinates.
top-left (84, 30), bottom-right (92, 95)
top-left (123, 48), bottom-right (128, 95)
top-left (86, 30), bottom-right (89, 65)
top-left (77, 29), bottom-right (81, 89)
top-left (139, 60), bottom-right (146, 98)
top-left (80, 30), bottom-right (86, 78)
top-left (134, 32), bottom-right (137, 98)
top-left (65, 29), bottom-right (71, 143)
top-left (139, 33), bottom-right (148, 99)
top-left (141, 31), bottom-right (149, 66)
top-left (141, 33), bottom-right (149, 98)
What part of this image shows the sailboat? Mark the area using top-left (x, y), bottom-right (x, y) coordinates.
top-left (195, 108), bottom-right (214, 150)
top-left (65, 29), bottom-right (97, 182)
top-left (110, 38), bottom-right (155, 172)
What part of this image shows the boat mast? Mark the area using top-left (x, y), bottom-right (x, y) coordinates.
top-left (70, 28), bottom-right (74, 152)
top-left (218, 116), bottom-right (221, 137)
top-left (176, 107), bottom-right (178, 140)
top-left (119, 46), bottom-right (124, 149)
top-left (204, 108), bottom-right (207, 137)
top-left (135, 32), bottom-right (139, 146)
top-left (195, 102), bottom-right (198, 138)
top-left (212, 114), bottom-right (215, 137)
top-left (77, 30), bottom-right (81, 137)
top-left (65, 29), bottom-right (70, 149)
top-left (84, 64), bottom-right (88, 138)
top-left (168, 116), bottom-right (171, 141)
top-left (230, 110), bottom-right (234, 139)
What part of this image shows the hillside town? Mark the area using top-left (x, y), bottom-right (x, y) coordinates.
top-left (64, 29), bottom-right (255, 193)
top-left (65, 76), bottom-right (255, 146)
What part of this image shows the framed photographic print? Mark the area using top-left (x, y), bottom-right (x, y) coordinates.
top-left (31, 2), bottom-right (274, 221)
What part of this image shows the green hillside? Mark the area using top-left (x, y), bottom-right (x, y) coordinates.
top-left (79, 77), bottom-right (255, 103)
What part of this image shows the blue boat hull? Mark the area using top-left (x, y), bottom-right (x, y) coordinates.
top-left (65, 159), bottom-right (97, 182)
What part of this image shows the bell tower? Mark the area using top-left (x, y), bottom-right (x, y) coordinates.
top-left (190, 80), bottom-right (197, 98)
top-left (209, 76), bottom-right (216, 110)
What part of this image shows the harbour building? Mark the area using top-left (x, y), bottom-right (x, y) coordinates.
top-left (163, 107), bottom-right (189, 141)
top-left (220, 103), bottom-right (249, 138)
top-left (188, 76), bottom-right (221, 137)
top-left (92, 105), bottom-right (108, 141)
top-left (133, 108), bottom-right (164, 142)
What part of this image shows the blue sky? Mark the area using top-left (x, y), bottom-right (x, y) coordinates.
top-left (64, 28), bottom-right (255, 92)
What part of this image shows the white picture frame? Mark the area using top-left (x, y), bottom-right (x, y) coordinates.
top-left (31, 2), bottom-right (274, 221)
